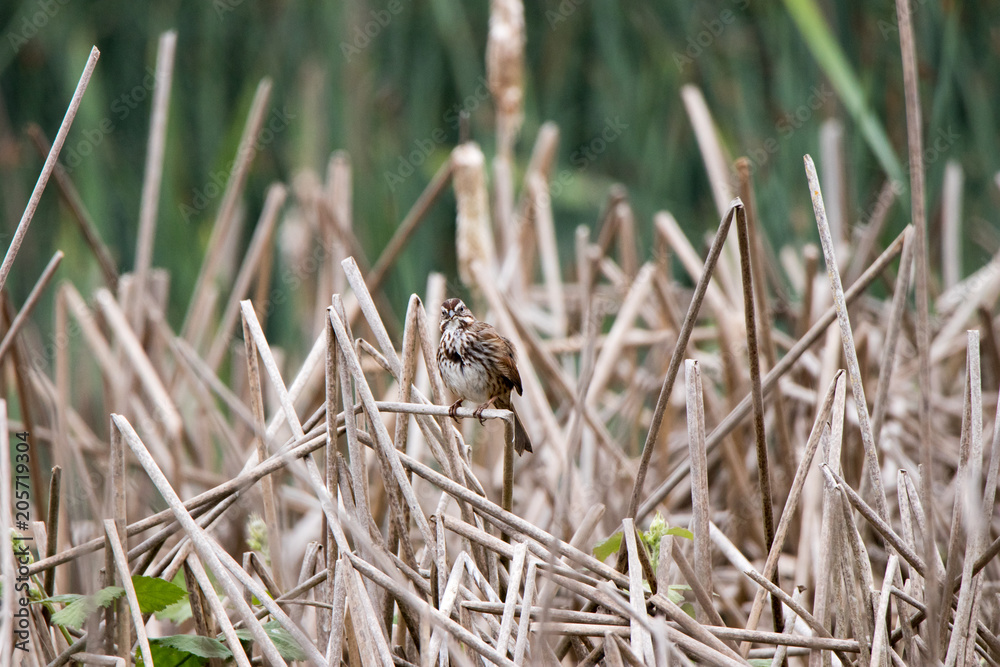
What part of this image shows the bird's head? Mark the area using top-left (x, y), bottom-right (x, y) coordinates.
top-left (440, 298), bottom-right (475, 332)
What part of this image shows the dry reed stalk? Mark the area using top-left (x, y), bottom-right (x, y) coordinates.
top-left (0, 47), bottom-right (99, 294)
top-left (0, 250), bottom-right (63, 364)
top-left (806, 154), bottom-right (889, 522)
top-left (95, 288), bottom-right (183, 440)
top-left (808, 372), bottom-right (846, 667)
top-left (102, 519), bottom-right (153, 666)
top-left (798, 244), bottom-right (819, 339)
top-left (453, 142), bottom-right (498, 291)
top-left (487, 0), bottom-right (524, 257)
top-left (741, 371), bottom-right (841, 653)
top-left (530, 173), bottom-right (568, 338)
top-left (941, 161), bottom-right (964, 290)
top-left (845, 179), bottom-right (898, 284)
top-left (587, 263), bottom-right (656, 405)
top-left (131, 30), bottom-right (176, 336)
top-left (684, 360), bottom-right (712, 622)
top-left (819, 119), bottom-right (847, 253)
top-left (186, 553), bottom-right (253, 667)
top-left (240, 311), bottom-right (285, 591)
top-left (826, 467), bottom-right (926, 576)
top-left (871, 554), bottom-right (900, 667)
top-left (769, 586), bottom-right (804, 666)
top-left (622, 519), bottom-right (655, 663)
top-left (654, 211), bottom-right (733, 318)
top-left (944, 332), bottom-right (985, 666)
top-left (368, 158), bottom-right (454, 294)
top-left (940, 336), bottom-right (977, 650)
top-left (871, 226), bottom-right (916, 447)
top-left (181, 78), bottom-right (272, 346)
top-left (680, 86), bottom-right (733, 219)
top-left (737, 158), bottom-right (795, 491)
top-left (894, 0), bottom-right (936, 655)
top-left (206, 183), bottom-right (286, 371)
top-left (734, 198), bottom-right (783, 634)
top-left (627, 203), bottom-right (736, 520)
top-left (325, 302), bottom-right (435, 545)
top-left (25, 125), bottom-right (119, 288)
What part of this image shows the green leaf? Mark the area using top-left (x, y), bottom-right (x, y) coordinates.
top-left (681, 602), bottom-right (697, 619)
top-left (157, 597), bottom-right (194, 625)
top-left (131, 575), bottom-right (187, 615)
top-left (233, 622), bottom-right (306, 661)
top-left (749, 660), bottom-right (773, 667)
top-left (37, 594), bottom-right (84, 606)
top-left (92, 586), bottom-right (126, 609)
top-left (154, 635), bottom-right (233, 659)
top-left (665, 527), bottom-right (694, 541)
top-left (592, 531), bottom-right (623, 562)
top-left (666, 584), bottom-right (691, 605)
top-left (141, 643), bottom-right (207, 667)
top-left (263, 622), bottom-right (307, 661)
top-left (50, 587), bottom-right (124, 630)
top-left (49, 597), bottom-right (92, 631)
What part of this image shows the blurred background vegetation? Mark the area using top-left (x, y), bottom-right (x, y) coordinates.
top-left (0, 0), bottom-right (997, 349)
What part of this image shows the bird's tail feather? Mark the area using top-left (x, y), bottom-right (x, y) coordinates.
top-left (496, 394), bottom-right (533, 455)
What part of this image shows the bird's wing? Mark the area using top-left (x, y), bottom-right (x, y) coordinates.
top-left (470, 321), bottom-right (524, 395)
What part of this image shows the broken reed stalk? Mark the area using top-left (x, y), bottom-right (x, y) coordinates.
top-left (806, 154), bottom-right (889, 521)
top-left (181, 78), bottom-right (272, 345)
top-left (131, 30), bottom-right (177, 335)
top-left (685, 359), bottom-right (712, 621)
top-left (894, 0), bottom-right (938, 657)
top-left (734, 199), bottom-right (783, 633)
top-left (625, 201), bottom-right (736, 520)
top-left (0, 47), bottom-right (99, 295)
top-left (0, 251), bottom-right (64, 365)
top-left (25, 124), bottom-right (119, 289)
top-left (737, 158), bottom-right (795, 490)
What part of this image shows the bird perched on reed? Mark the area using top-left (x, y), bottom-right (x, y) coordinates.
top-left (437, 297), bottom-right (532, 455)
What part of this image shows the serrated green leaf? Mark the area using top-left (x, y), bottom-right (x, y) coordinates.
top-left (154, 635), bottom-right (233, 659)
top-left (92, 586), bottom-right (126, 608)
top-left (262, 622), bottom-right (307, 661)
top-left (37, 594), bottom-right (84, 606)
top-left (141, 642), bottom-right (208, 667)
top-left (592, 531), bottom-right (623, 562)
top-left (50, 597), bottom-right (94, 630)
top-left (131, 575), bottom-right (187, 614)
top-left (665, 526), bottom-right (694, 540)
top-left (49, 586), bottom-right (124, 630)
top-left (232, 623), bottom-right (306, 661)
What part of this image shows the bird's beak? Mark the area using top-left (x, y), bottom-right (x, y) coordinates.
top-left (447, 309), bottom-right (454, 318)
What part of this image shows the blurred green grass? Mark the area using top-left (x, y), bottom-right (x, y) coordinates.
top-left (0, 0), bottom-right (996, 348)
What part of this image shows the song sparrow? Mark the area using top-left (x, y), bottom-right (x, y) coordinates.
top-left (437, 298), bottom-right (533, 455)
